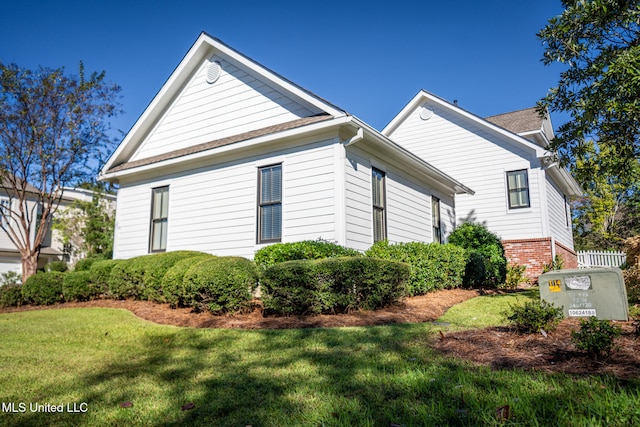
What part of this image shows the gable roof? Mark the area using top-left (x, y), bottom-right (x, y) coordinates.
top-left (100, 32), bottom-right (347, 178)
top-left (383, 90), bottom-right (581, 197)
top-left (383, 90), bottom-right (548, 158)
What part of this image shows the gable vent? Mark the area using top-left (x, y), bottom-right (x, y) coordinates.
top-left (206, 61), bottom-right (221, 84)
top-left (419, 106), bottom-right (434, 120)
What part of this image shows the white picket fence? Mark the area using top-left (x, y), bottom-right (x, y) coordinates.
top-left (577, 250), bottom-right (626, 268)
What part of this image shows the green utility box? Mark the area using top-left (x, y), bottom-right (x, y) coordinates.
top-left (539, 268), bottom-right (628, 321)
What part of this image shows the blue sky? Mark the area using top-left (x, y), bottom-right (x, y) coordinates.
top-left (1, 0), bottom-right (567, 139)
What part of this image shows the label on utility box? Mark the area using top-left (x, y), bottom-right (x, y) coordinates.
top-left (568, 309), bottom-right (597, 317)
top-left (565, 275), bottom-right (591, 290)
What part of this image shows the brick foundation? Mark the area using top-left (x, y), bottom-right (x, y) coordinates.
top-left (502, 237), bottom-right (577, 283)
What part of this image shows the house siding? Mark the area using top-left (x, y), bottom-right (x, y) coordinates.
top-left (130, 55), bottom-right (322, 163)
top-left (113, 137), bottom-right (337, 260)
top-left (344, 144), bottom-right (442, 251)
top-left (387, 102), bottom-right (544, 241)
top-left (546, 174), bottom-right (574, 249)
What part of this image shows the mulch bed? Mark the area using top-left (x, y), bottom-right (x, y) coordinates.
top-left (0, 288), bottom-right (480, 329)
top-left (433, 319), bottom-right (640, 380)
top-left (3, 288), bottom-right (639, 379)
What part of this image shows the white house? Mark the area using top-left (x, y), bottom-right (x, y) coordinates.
top-left (383, 90), bottom-right (582, 279)
top-left (99, 33), bottom-right (473, 260)
top-left (0, 184), bottom-right (115, 277)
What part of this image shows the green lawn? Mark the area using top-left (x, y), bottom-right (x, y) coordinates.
top-left (1, 292), bottom-right (639, 426)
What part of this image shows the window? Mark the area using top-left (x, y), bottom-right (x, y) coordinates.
top-left (258, 164), bottom-right (282, 243)
top-left (149, 186), bottom-right (169, 252)
top-left (372, 167), bottom-right (386, 242)
top-left (506, 170), bottom-right (530, 209)
top-left (0, 198), bottom-right (9, 228)
top-left (432, 196), bottom-right (442, 244)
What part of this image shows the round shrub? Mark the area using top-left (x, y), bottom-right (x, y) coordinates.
top-left (89, 259), bottom-right (124, 294)
top-left (45, 260), bottom-right (68, 273)
top-left (365, 241), bottom-right (466, 295)
top-left (108, 251), bottom-right (210, 301)
top-left (506, 299), bottom-right (564, 334)
top-left (74, 257), bottom-right (102, 272)
top-left (162, 255), bottom-right (215, 308)
top-left (0, 284), bottom-right (24, 307)
top-left (571, 317), bottom-right (622, 360)
top-left (448, 222), bottom-right (507, 287)
top-left (254, 239), bottom-right (360, 269)
top-left (261, 257), bottom-right (410, 315)
top-left (22, 271), bottom-right (65, 305)
top-left (62, 271), bottom-right (98, 302)
top-left (261, 260), bottom-right (318, 315)
top-left (182, 257), bottom-right (259, 314)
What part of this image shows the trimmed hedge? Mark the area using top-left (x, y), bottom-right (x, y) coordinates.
top-left (89, 259), bottom-right (124, 294)
top-left (74, 257), bottom-right (103, 272)
top-left (261, 257), bottom-right (410, 315)
top-left (365, 241), bottom-right (466, 295)
top-left (182, 257), bottom-right (259, 314)
top-left (254, 240), bottom-right (360, 269)
top-left (0, 284), bottom-right (23, 307)
top-left (22, 271), bottom-right (65, 305)
top-left (108, 251), bottom-right (211, 301)
top-left (448, 222), bottom-right (507, 288)
top-left (62, 271), bottom-right (98, 302)
top-left (162, 255), bottom-right (215, 308)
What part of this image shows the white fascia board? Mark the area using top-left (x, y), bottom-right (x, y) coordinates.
top-left (99, 116), bottom-right (350, 182)
top-left (350, 116), bottom-right (474, 195)
top-left (547, 165), bottom-right (583, 197)
top-left (102, 32), bottom-right (347, 176)
top-left (384, 90), bottom-right (548, 158)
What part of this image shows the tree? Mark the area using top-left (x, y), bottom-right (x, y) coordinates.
top-left (0, 63), bottom-right (120, 281)
top-left (538, 0), bottom-right (640, 191)
top-left (53, 183), bottom-right (116, 261)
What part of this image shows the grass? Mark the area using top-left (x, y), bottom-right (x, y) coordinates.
top-left (0, 291), bottom-right (639, 426)
top-left (437, 288), bottom-right (540, 330)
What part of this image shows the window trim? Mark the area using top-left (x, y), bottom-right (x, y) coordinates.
top-left (432, 196), bottom-right (442, 244)
top-left (506, 169), bottom-right (531, 209)
top-left (149, 186), bottom-right (169, 253)
top-left (371, 167), bottom-right (387, 243)
top-left (0, 197), bottom-right (10, 229)
top-left (257, 163), bottom-right (283, 244)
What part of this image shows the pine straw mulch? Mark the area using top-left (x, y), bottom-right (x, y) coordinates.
top-left (3, 288), bottom-right (640, 379)
top-left (0, 288), bottom-right (480, 329)
top-left (433, 318), bottom-right (640, 380)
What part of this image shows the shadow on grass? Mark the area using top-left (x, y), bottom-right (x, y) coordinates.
top-left (5, 311), bottom-right (640, 426)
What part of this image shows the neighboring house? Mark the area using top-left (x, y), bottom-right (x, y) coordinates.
top-left (99, 33), bottom-right (473, 260)
top-left (0, 184), bottom-right (114, 276)
top-left (383, 90), bottom-right (582, 280)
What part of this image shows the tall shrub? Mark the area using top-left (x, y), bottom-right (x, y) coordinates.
top-left (448, 222), bottom-right (507, 287)
top-left (365, 241), bottom-right (466, 295)
top-left (162, 255), bottom-right (215, 308)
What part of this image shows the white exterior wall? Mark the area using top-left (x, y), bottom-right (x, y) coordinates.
top-left (388, 103), bottom-right (545, 241)
top-left (344, 144), bottom-right (442, 251)
top-left (130, 55), bottom-right (321, 162)
top-left (113, 137), bottom-right (337, 260)
top-left (546, 175), bottom-right (574, 249)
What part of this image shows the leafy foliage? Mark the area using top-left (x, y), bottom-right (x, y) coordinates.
top-left (506, 299), bottom-right (564, 334)
top-left (538, 0), bottom-right (640, 185)
top-left (21, 271), bottom-right (65, 305)
top-left (0, 271), bottom-right (21, 287)
top-left (53, 185), bottom-right (116, 260)
top-left (181, 257), bottom-right (259, 314)
top-left (261, 257), bottom-right (410, 315)
top-left (45, 261), bottom-right (68, 273)
top-left (448, 223), bottom-right (507, 287)
top-left (542, 255), bottom-right (565, 273)
top-left (501, 263), bottom-right (529, 290)
top-left (0, 62), bottom-right (121, 280)
top-left (365, 240), bottom-right (466, 295)
top-left (623, 236), bottom-right (640, 303)
top-left (0, 284), bottom-right (23, 307)
top-left (571, 317), bottom-right (622, 360)
top-left (62, 271), bottom-right (99, 302)
top-left (161, 255), bottom-right (215, 308)
top-left (254, 239), bottom-right (360, 270)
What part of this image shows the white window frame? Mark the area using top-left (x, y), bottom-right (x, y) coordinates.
top-left (149, 186), bottom-right (169, 253)
top-left (506, 169), bottom-right (531, 209)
